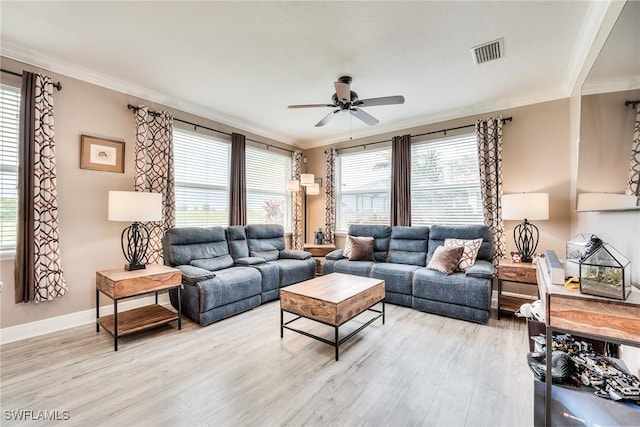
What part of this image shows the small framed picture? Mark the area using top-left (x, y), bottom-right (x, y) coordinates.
top-left (80, 135), bottom-right (124, 173)
top-left (510, 251), bottom-right (522, 263)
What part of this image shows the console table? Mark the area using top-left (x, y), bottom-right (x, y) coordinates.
top-left (303, 243), bottom-right (336, 276)
top-left (535, 257), bottom-right (640, 426)
top-left (96, 264), bottom-right (182, 351)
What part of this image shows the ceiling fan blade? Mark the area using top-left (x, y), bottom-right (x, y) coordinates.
top-left (315, 109), bottom-right (340, 127)
top-left (350, 108), bottom-right (379, 126)
top-left (355, 95), bottom-right (405, 107)
top-left (288, 103), bottom-right (334, 109)
top-left (334, 82), bottom-right (350, 102)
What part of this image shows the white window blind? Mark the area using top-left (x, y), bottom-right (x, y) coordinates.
top-left (0, 84), bottom-right (20, 253)
top-left (411, 133), bottom-right (484, 225)
top-left (246, 145), bottom-right (292, 231)
top-left (174, 128), bottom-right (230, 227)
top-left (336, 147), bottom-right (391, 232)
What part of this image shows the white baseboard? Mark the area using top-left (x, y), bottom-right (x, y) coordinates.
top-left (0, 294), bottom-right (170, 345)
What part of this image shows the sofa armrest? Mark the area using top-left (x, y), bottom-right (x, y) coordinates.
top-left (325, 249), bottom-right (345, 260)
top-left (235, 256), bottom-right (266, 266)
top-left (175, 265), bottom-right (216, 284)
top-left (465, 260), bottom-right (494, 279)
top-left (279, 249), bottom-right (312, 260)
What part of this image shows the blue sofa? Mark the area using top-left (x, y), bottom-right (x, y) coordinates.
top-left (162, 224), bottom-right (316, 326)
top-left (323, 224), bottom-right (494, 323)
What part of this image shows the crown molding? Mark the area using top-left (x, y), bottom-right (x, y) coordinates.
top-left (562, 0), bottom-right (625, 97)
top-left (0, 42), bottom-right (300, 148)
top-left (581, 76), bottom-right (640, 96)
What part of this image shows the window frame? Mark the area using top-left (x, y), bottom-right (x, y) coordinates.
top-left (0, 83), bottom-right (20, 258)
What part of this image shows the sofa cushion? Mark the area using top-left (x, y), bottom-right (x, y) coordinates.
top-left (412, 268), bottom-right (491, 311)
top-left (246, 224), bottom-right (286, 252)
top-left (428, 224), bottom-right (493, 262)
top-left (199, 267), bottom-right (262, 311)
top-left (386, 225), bottom-right (429, 266)
top-left (347, 224), bottom-right (391, 262)
top-left (465, 260), bottom-right (495, 279)
top-left (250, 250), bottom-right (279, 261)
top-left (345, 236), bottom-right (375, 261)
top-left (444, 238), bottom-right (482, 271)
top-left (190, 255), bottom-right (234, 272)
top-left (333, 259), bottom-right (376, 277)
top-left (370, 262), bottom-right (420, 295)
top-left (271, 258), bottom-right (316, 287)
top-left (226, 225), bottom-right (249, 259)
top-left (162, 226), bottom-right (230, 267)
top-left (427, 245), bottom-right (464, 275)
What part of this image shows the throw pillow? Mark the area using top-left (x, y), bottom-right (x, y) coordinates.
top-left (426, 245), bottom-right (465, 275)
top-left (444, 238), bottom-right (483, 271)
top-left (345, 235), bottom-right (375, 261)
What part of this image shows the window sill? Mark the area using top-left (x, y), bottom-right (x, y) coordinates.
top-left (0, 251), bottom-right (16, 262)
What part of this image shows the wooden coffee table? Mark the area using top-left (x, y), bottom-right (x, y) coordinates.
top-left (280, 273), bottom-right (385, 360)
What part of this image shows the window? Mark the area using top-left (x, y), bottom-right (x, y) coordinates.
top-left (0, 84), bottom-right (20, 254)
top-left (246, 145), bottom-right (292, 231)
top-left (173, 128), bottom-right (230, 227)
top-left (336, 147), bottom-right (391, 232)
top-left (411, 133), bottom-right (483, 225)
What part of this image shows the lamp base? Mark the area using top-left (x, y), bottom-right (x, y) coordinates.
top-left (513, 219), bottom-right (539, 263)
top-left (124, 263), bottom-right (146, 271)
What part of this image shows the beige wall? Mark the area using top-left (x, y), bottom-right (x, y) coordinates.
top-left (304, 98), bottom-right (572, 259)
top-left (0, 57), bottom-right (295, 329)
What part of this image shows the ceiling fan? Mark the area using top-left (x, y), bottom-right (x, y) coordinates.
top-left (288, 76), bottom-right (405, 127)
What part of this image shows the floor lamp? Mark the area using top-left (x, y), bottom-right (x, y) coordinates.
top-left (502, 193), bottom-right (549, 263)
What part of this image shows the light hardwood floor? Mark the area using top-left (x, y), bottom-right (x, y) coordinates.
top-left (1, 302), bottom-right (532, 427)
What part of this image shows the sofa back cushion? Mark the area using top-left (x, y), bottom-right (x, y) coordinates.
top-left (226, 225), bottom-right (249, 259)
top-left (162, 226), bottom-right (231, 267)
top-left (190, 255), bottom-right (234, 271)
top-left (346, 224), bottom-right (392, 262)
top-left (428, 224), bottom-right (493, 262)
top-left (387, 226), bottom-right (430, 266)
top-left (245, 224), bottom-right (285, 255)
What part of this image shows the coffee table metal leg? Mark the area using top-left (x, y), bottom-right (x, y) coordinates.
top-left (382, 300), bottom-right (385, 325)
top-left (280, 309), bottom-right (284, 338)
top-left (334, 326), bottom-right (339, 361)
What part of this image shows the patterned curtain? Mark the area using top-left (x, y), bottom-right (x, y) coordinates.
top-left (134, 106), bottom-right (175, 264)
top-left (15, 72), bottom-right (68, 303)
top-left (391, 134), bottom-right (411, 226)
top-left (625, 104), bottom-right (640, 199)
top-left (291, 151), bottom-right (303, 249)
top-left (324, 147), bottom-right (338, 244)
top-left (229, 132), bottom-right (247, 225)
top-left (476, 118), bottom-right (506, 270)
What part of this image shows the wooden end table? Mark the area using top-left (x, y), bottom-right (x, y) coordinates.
top-left (96, 264), bottom-right (182, 351)
top-left (303, 243), bottom-right (336, 276)
top-left (497, 259), bottom-right (538, 319)
top-left (280, 272), bottom-right (385, 361)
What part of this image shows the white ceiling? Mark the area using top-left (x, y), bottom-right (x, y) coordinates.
top-left (0, 1), bottom-right (618, 149)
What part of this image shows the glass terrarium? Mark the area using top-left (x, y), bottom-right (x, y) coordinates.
top-left (579, 243), bottom-right (631, 300)
top-left (566, 233), bottom-right (592, 263)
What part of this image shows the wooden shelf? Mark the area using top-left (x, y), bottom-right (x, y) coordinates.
top-left (499, 294), bottom-right (537, 315)
top-left (97, 304), bottom-right (178, 337)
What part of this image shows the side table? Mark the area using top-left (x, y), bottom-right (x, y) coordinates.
top-left (96, 264), bottom-right (182, 351)
top-left (303, 243), bottom-right (336, 276)
top-left (497, 259), bottom-right (538, 319)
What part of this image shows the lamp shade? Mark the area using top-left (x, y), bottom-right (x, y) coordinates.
top-left (502, 193), bottom-right (549, 220)
top-left (306, 183), bottom-right (320, 195)
top-left (286, 179), bottom-right (300, 192)
top-left (577, 193), bottom-right (638, 211)
top-left (108, 191), bottom-right (162, 222)
top-left (300, 173), bottom-right (315, 186)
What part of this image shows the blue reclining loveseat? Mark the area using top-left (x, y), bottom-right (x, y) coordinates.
top-left (162, 224), bottom-right (316, 326)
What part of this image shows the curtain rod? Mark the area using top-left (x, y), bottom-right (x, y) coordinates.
top-left (127, 104), bottom-right (294, 154)
top-left (337, 116), bottom-right (513, 151)
top-left (1, 68), bottom-right (63, 91)
top-left (625, 100), bottom-right (640, 108)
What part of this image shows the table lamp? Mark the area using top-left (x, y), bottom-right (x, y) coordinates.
top-left (502, 193), bottom-right (549, 263)
top-left (108, 191), bottom-right (163, 270)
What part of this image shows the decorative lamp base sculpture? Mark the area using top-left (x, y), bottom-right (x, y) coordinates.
top-left (121, 221), bottom-right (151, 271)
top-left (513, 219), bottom-right (539, 263)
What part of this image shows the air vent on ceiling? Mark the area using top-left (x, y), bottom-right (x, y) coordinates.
top-left (471, 38), bottom-right (504, 65)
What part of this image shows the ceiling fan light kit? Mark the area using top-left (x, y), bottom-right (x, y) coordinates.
top-left (288, 76), bottom-right (405, 127)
